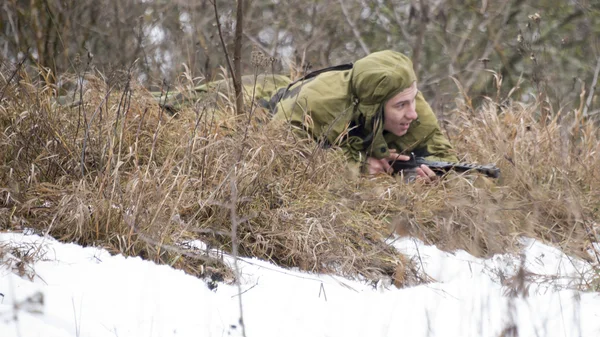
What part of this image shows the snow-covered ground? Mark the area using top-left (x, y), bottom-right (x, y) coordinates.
top-left (1, 231), bottom-right (599, 337)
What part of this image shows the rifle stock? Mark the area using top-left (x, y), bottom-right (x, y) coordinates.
top-left (390, 156), bottom-right (500, 178)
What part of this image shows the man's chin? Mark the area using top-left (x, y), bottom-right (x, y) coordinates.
top-left (393, 129), bottom-right (409, 137)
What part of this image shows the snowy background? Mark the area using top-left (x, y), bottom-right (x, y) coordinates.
top-left (1, 231), bottom-right (599, 337)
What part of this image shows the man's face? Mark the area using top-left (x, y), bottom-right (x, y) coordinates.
top-left (383, 81), bottom-right (419, 136)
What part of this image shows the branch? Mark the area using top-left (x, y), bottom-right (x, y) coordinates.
top-left (243, 32), bottom-right (274, 57)
top-left (338, 0), bottom-right (370, 55)
top-left (211, 0), bottom-right (237, 95)
top-left (583, 56), bottom-right (600, 117)
top-left (411, 0), bottom-right (429, 76)
top-left (0, 53), bottom-right (27, 102)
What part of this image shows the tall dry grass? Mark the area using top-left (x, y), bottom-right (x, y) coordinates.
top-left (1, 64), bottom-right (598, 289)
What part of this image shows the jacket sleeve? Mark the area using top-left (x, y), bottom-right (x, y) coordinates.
top-left (340, 136), bottom-right (369, 174)
top-left (421, 126), bottom-right (458, 162)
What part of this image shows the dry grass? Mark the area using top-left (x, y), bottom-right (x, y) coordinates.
top-left (1, 64), bottom-right (599, 289)
top-left (0, 240), bottom-right (46, 280)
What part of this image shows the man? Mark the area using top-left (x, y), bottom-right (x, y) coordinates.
top-left (270, 50), bottom-right (458, 180)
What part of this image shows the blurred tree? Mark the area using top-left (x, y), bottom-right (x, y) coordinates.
top-left (1, 0), bottom-right (599, 115)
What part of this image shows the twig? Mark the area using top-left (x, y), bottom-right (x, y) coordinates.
top-left (74, 51), bottom-right (92, 144)
top-left (243, 32), bottom-right (274, 57)
top-left (411, 0), bottom-right (428, 76)
top-left (583, 56), bottom-right (600, 117)
top-left (227, 177), bottom-right (248, 337)
top-left (211, 0), bottom-right (237, 102)
top-left (413, 238), bottom-right (426, 276)
top-left (587, 109), bottom-right (600, 116)
top-left (318, 282), bottom-right (328, 301)
top-left (0, 53), bottom-right (27, 102)
top-left (338, 0), bottom-right (370, 55)
top-left (231, 279), bottom-right (259, 298)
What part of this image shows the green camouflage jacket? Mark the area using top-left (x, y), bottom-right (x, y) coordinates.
top-left (271, 50), bottom-right (457, 172)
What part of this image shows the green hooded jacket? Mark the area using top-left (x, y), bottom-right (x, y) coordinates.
top-left (272, 50), bottom-right (458, 172)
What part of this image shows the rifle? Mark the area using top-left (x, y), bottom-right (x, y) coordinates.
top-left (390, 155), bottom-right (501, 178)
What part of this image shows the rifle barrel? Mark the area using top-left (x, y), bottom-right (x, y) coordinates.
top-left (390, 157), bottom-right (500, 178)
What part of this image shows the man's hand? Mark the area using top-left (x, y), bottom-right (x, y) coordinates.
top-left (367, 154), bottom-right (411, 175)
top-left (367, 149), bottom-right (410, 175)
top-left (367, 149), bottom-right (438, 183)
top-left (415, 164), bottom-right (437, 182)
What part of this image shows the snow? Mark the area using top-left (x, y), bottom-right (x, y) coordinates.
top-left (1, 231), bottom-right (599, 337)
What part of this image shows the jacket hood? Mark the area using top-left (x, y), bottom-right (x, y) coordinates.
top-left (351, 50), bottom-right (417, 107)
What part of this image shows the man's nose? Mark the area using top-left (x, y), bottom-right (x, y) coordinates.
top-left (406, 105), bottom-right (418, 120)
